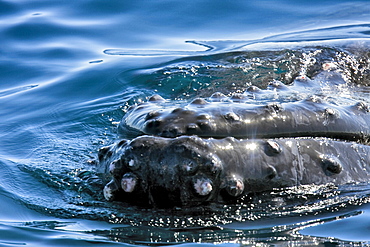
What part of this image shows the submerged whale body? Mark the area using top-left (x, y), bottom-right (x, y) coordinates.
top-left (97, 49), bottom-right (370, 207)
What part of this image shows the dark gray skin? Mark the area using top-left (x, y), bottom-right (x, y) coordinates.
top-left (121, 94), bottom-right (370, 141)
top-left (98, 136), bottom-right (370, 207)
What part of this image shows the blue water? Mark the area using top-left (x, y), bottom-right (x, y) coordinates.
top-left (1, 0), bottom-right (370, 246)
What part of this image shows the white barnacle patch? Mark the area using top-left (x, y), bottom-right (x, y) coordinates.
top-left (125, 158), bottom-right (140, 170)
top-left (234, 179), bottom-right (244, 191)
top-left (183, 160), bottom-right (197, 173)
top-left (325, 108), bottom-right (337, 116)
top-left (322, 62), bottom-right (337, 71)
top-left (225, 175), bottom-right (245, 197)
top-left (184, 163), bottom-right (193, 172)
top-left (266, 140), bottom-right (281, 154)
top-left (103, 187), bottom-right (113, 201)
top-left (109, 162), bottom-right (116, 173)
top-left (121, 173), bottom-right (137, 193)
top-left (267, 140), bottom-right (278, 149)
top-left (224, 112), bottom-right (240, 121)
top-left (194, 178), bottom-right (212, 196)
top-left (128, 159), bottom-right (135, 167)
top-left (103, 183), bottom-right (115, 201)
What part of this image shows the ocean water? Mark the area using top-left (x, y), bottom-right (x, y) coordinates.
top-left (1, 0), bottom-right (370, 246)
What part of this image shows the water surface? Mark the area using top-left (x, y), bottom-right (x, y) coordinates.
top-left (1, 0), bottom-right (370, 246)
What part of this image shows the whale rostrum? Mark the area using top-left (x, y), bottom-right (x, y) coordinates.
top-left (97, 136), bottom-right (370, 207)
top-left (100, 69), bottom-right (370, 207)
